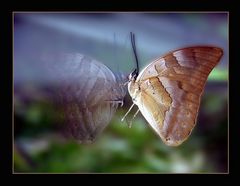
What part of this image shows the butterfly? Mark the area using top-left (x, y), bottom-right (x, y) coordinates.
top-left (122, 32), bottom-right (223, 146)
top-left (48, 53), bottom-right (127, 143)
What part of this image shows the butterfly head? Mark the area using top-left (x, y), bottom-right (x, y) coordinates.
top-left (128, 68), bottom-right (138, 82)
top-left (127, 69), bottom-right (140, 102)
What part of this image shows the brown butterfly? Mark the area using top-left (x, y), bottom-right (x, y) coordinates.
top-left (122, 33), bottom-right (223, 146)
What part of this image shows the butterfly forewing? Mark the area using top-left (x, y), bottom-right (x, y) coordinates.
top-left (132, 46), bottom-right (223, 146)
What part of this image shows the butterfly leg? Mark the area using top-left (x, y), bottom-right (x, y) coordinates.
top-left (121, 103), bottom-right (135, 122)
top-left (105, 99), bottom-right (124, 107)
top-left (128, 109), bottom-right (140, 128)
top-left (119, 80), bottom-right (130, 87)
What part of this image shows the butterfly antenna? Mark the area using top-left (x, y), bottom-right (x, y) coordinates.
top-left (130, 32), bottom-right (139, 76)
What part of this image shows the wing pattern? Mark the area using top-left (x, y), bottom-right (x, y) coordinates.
top-left (136, 47), bottom-right (223, 146)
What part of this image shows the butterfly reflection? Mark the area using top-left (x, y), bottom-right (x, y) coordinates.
top-left (50, 53), bottom-right (127, 143)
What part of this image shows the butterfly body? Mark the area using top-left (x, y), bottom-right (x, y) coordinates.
top-left (128, 46), bottom-right (223, 146)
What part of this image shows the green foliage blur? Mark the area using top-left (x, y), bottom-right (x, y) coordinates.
top-left (14, 71), bottom-right (228, 173)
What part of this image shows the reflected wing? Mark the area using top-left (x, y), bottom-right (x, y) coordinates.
top-left (137, 46), bottom-right (223, 146)
top-left (51, 53), bottom-right (126, 143)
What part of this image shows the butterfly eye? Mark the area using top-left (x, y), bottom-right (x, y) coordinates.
top-left (129, 69), bottom-right (138, 81)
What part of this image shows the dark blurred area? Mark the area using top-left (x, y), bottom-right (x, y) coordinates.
top-left (14, 13), bottom-right (228, 173)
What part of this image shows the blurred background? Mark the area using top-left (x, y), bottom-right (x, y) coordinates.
top-left (14, 12), bottom-right (228, 173)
